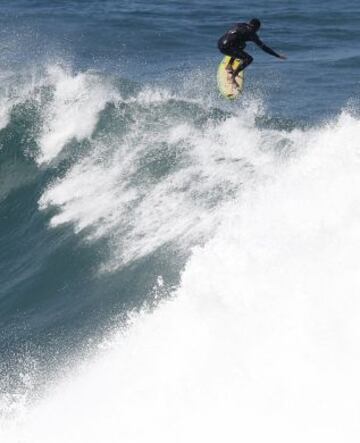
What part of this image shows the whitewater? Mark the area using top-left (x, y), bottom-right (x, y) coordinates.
top-left (0, 58), bottom-right (360, 442)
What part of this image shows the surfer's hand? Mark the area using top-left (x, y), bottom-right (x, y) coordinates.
top-left (278, 54), bottom-right (287, 60)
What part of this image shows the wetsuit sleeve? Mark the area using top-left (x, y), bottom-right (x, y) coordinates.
top-left (252, 34), bottom-right (281, 58)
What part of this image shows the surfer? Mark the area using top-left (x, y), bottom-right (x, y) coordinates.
top-left (218, 18), bottom-right (286, 86)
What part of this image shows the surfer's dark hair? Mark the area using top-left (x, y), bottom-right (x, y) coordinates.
top-left (249, 18), bottom-right (261, 30)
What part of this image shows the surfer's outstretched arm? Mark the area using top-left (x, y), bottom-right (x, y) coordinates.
top-left (252, 35), bottom-right (286, 59)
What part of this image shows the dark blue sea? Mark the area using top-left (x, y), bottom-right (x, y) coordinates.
top-left (1, 1), bottom-right (360, 441)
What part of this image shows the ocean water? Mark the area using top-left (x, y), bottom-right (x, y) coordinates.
top-left (0, 0), bottom-right (360, 441)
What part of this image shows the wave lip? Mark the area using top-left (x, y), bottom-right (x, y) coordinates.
top-left (38, 88), bottom-right (279, 269)
top-left (37, 66), bottom-right (118, 164)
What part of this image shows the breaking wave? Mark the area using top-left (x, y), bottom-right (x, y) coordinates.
top-left (1, 62), bottom-right (360, 442)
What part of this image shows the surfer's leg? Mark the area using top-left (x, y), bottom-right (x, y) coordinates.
top-left (217, 41), bottom-right (237, 73)
top-left (232, 50), bottom-right (253, 77)
top-left (225, 57), bottom-right (235, 73)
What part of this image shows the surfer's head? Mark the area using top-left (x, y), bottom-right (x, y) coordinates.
top-left (249, 18), bottom-right (261, 31)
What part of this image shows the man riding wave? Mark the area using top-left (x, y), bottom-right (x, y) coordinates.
top-left (218, 18), bottom-right (286, 87)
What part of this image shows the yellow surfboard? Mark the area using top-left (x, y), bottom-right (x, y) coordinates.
top-left (217, 56), bottom-right (244, 100)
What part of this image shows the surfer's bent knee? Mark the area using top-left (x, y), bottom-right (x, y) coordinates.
top-left (243, 54), bottom-right (253, 67)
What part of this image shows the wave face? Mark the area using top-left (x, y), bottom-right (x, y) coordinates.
top-left (0, 64), bottom-right (277, 362)
top-left (1, 0), bottom-right (360, 441)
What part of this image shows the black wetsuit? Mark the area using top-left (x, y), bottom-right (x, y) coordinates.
top-left (218, 23), bottom-right (281, 73)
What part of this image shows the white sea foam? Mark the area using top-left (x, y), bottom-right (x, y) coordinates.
top-left (37, 65), bottom-right (117, 164)
top-left (3, 110), bottom-right (360, 442)
top-left (39, 95), bottom-right (281, 269)
top-left (0, 63), bottom-right (117, 164)
top-left (0, 96), bottom-right (12, 130)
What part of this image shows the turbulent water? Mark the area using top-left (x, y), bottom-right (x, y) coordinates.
top-left (1, 1), bottom-right (360, 442)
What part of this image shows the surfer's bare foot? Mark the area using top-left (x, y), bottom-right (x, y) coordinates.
top-left (226, 68), bottom-right (235, 82)
top-left (226, 71), bottom-right (234, 82)
top-left (231, 75), bottom-right (239, 88)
